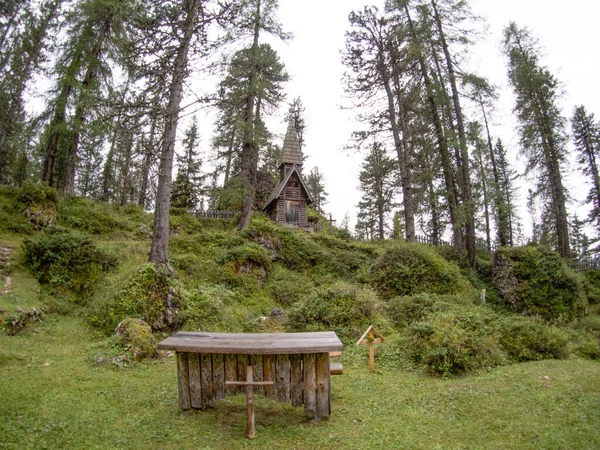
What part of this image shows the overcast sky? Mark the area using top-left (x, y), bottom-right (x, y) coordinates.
top-left (194, 0), bottom-right (600, 235)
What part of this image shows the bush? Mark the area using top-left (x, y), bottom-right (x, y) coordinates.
top-left (370, 243), bottom-right (471, 299)
top-left (496, 316), bottom-right (569, 361)
top-left (22, 228), bottom-right (117, 295)
top-left (581, 270), bottom-right (600, 304)
top-left (266, 263), bottom-right (315, 307)
top-left (492, 245), bottom-right (587, 323)
top-left (286, 281), bottom-right (380, 340)
top-left (402, 307), bottom-right (505, 376)
top-left (384, 293), bottom-right (474, 327)
top-left (58, 197), bottom-right (149, 235)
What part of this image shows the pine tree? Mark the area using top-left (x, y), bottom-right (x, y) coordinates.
top-left (503, 22), bottom-right (570, 257)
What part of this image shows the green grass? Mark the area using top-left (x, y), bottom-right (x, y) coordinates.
top-left (1, 313), bottom-right (599, 449)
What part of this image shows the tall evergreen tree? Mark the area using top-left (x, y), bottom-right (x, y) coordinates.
top-left (171, 116), bottom-right (204, 210)
top-left (571, 105), bottom-right (600, 233)
top-left (357, 141), bottom-right (398, 239)
top-left (503, 22), bottom-right (570, 257)
top-left (306, 166), bottom-right (328, 214)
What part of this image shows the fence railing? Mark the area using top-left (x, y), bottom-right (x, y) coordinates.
top-left (195, 210), bottom-right (240, 220)
top-left (569, 258), bottom-right (600, 271)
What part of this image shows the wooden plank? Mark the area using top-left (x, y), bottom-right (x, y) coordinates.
top-left (263, 354), bottom-right (276, 398)
top-left (212, 353), bottom-right (225, 400)
top-left (157, 331), bottom-right (344, 355)
top-left (330, 363), bottom-right (343, 375)
top-left (303, 353), bottom-right (316, 414)
top-left (200, 353), bottom-right (214, 405)
top-left (225, 354), bottom-right (237, 395)
top-left (315, 352), bottom-right (330, 417)
top-left (290, 354), bottom-right (303, 407)
top-left (237, 354), bottom-right (248, 394)
top-left (275, 354), bottom-right (291, 402)
top-left (176, 352), bottom-right (191, 409)
top-left (188, 353), bottom-right (203, 409)
top-left (250, 354), bottom-right (264, 394)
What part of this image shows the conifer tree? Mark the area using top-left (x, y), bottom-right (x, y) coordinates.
top-left (357, 141), bottom-right (398, 239)
top-left (171, 117), bottom-right (204, 210)
top-left (306, 166), bottom-right (328, 214)
top-left (571, 105), bottom-right (600, 233)
top-left (503, 22), bottom-right (570, 257)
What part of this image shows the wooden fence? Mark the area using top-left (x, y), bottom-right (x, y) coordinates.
top-left (195, 210), bottom-right (240, 220)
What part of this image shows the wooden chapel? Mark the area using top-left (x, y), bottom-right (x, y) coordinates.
top-left (262, 118), bottom-right (313, 228)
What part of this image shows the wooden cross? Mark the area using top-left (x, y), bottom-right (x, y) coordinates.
top-left (356, 325), bottom-right (386, 372)
top-left (225, 365), bottom-right (274, 439)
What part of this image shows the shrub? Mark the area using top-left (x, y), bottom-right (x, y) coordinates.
top-left (370, 243), bottom-right (471, 299)
top-left (492, 245), bottom-right (587, 323)
top-left (22, 228), bottom-right (117, 295)
top-left (265, 263), bottom-right (315, 307)
top-left (496, 316), bottom-right (569, 361)
top-left (58, 197), bottom-right (140, 234)
top-left (384, 293), bottom-right (473, 327)
top-left (286, 281), bottom-right (380, 340)
top-left (581, 270), bottom-right (600, 304)
top-left (402, 308), bottom-right (505, 376)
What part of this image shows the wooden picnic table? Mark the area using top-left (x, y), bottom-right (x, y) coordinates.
top-left (157, 331), bottom-right (343, 418)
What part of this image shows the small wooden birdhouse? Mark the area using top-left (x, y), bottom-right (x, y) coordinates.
top-left (263, 117), bottom-right (313, 228)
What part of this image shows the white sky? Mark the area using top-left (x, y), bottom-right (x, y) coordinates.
top-left (224, 0), bottom-right (600, 235)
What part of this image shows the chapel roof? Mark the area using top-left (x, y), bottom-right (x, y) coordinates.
top-left (262, 164), bottom-right (313, 211)
top-left (281, 117), bottom-right (303, 166)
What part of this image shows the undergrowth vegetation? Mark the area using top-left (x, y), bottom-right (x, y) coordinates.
top-left (2, 188), bottom-right (600, 377)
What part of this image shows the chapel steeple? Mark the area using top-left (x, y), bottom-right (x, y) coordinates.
top-left (281, 116), bottom-right (303, 167)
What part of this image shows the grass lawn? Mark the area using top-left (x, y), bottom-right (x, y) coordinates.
top-left (1, 313), bottom-right (599, 449)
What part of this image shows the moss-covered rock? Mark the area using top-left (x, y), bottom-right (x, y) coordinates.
top-left (492, 245), bottom-right (587, 323)
top-left (114, 318), bottom-right (156, 360)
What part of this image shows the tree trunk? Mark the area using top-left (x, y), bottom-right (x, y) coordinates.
top-left (150, 0), bottom-right (200, 271)
top-left (403, 1), bottom-right (461, 248)
top-left (431, 0), bottom-right (475, 269)
top-left (138, 101), bottom-right (159, 208)
top-left (238, 0), bottom-right (261, 231)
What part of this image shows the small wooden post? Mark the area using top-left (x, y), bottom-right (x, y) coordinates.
top-left (226, 365), bottom-right (274, 440)
top-left (356, 325), bottom-right (386, 372)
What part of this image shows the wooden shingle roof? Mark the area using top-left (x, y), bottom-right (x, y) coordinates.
top-left (282, 117), bottom-right (303, 166)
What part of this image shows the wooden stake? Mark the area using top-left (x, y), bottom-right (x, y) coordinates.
top-left (226, 365), bottom-right (274, 439)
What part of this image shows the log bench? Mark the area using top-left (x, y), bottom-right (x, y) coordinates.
top-left (157, 331), bottom-right (344, 418)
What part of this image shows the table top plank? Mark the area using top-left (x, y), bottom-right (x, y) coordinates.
top-left (158, 331), bottom-right (343, 354)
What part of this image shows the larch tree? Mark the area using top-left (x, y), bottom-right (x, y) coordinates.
top-left (571, 105), bottom-right (600, 233)
top-left (149, 0), bottom-right (218, 273)
top-left (235, 0), bottom-right (289, 230)
top-left (503, 22), bottom-right (570, 257)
